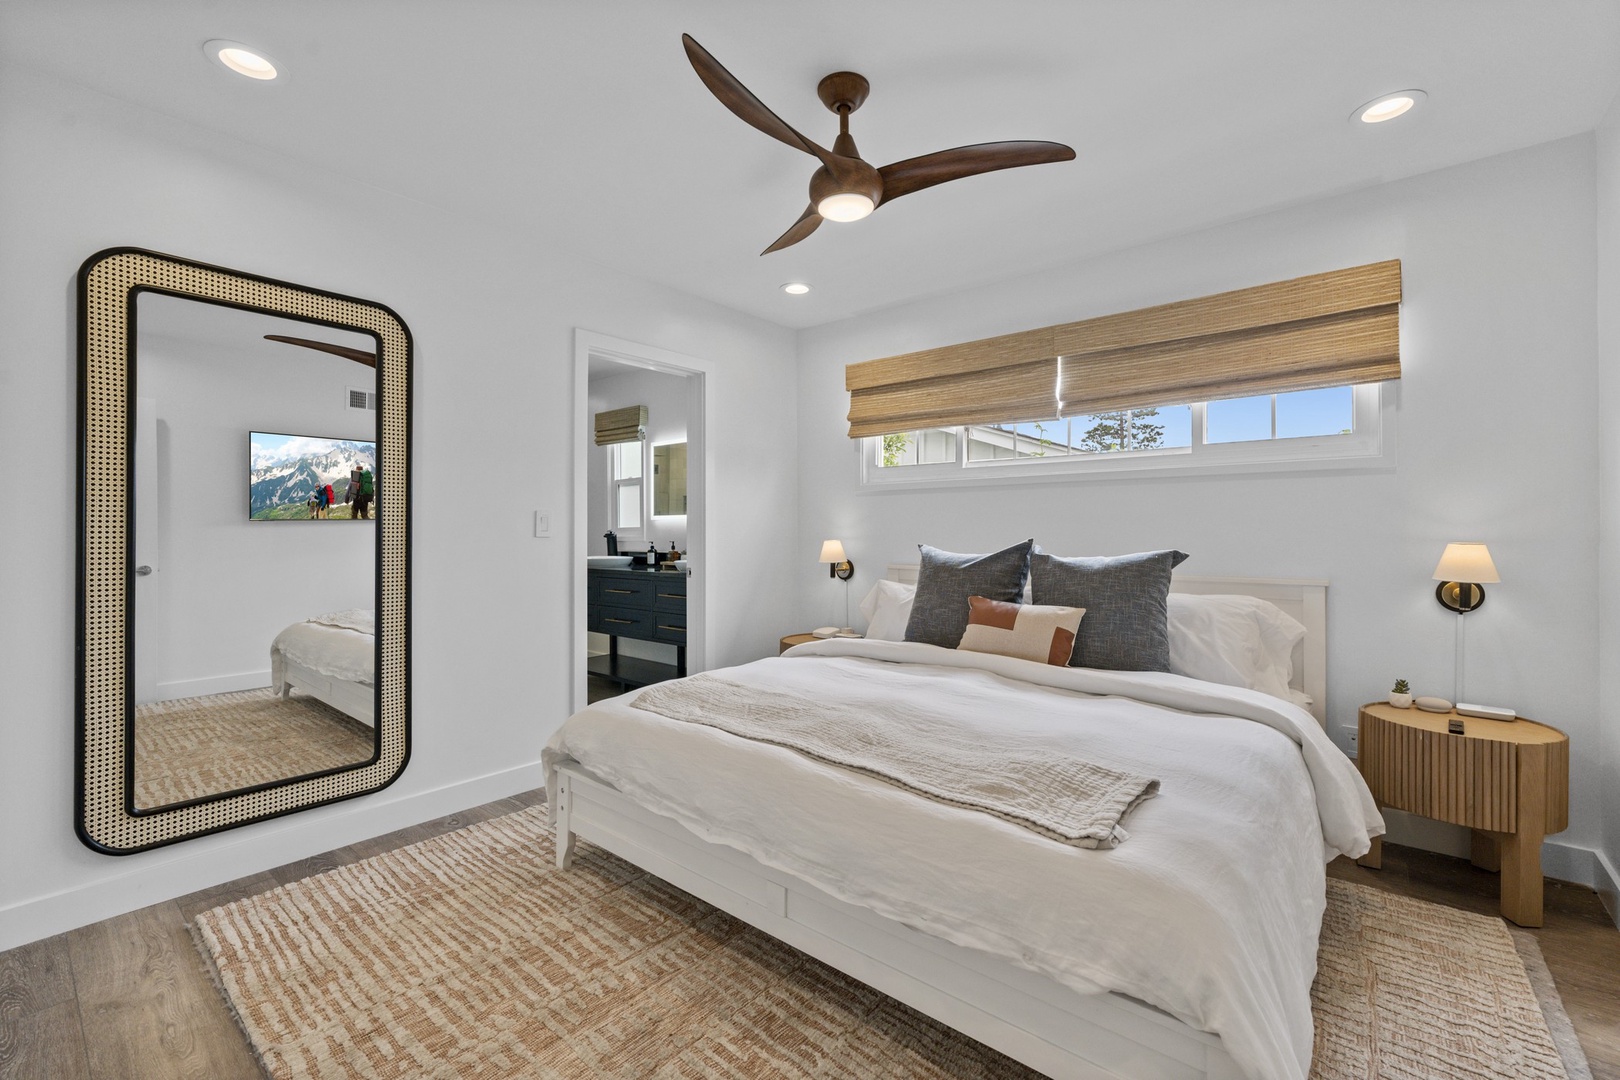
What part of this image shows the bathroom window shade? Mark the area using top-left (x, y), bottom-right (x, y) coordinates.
top-left (844, 328), bottom-right (1058, 439)
top-left (842, 260), bottom-right (1400, 438)
top-left (594, 405), bottom-right (647, 446)
top-left (1055, 260), bottom-right (1401, 417)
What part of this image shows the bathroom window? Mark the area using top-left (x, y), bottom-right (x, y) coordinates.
top-left (612, 439), bottom-right (644, 535)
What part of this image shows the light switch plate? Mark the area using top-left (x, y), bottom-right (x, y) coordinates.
top-left (534, 511), bottom-right (550, 538)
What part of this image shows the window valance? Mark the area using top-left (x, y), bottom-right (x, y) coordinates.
top-left (594, 405), bottom-right (647, 446)
top-left (844, 260), bottom-right (1401, 439)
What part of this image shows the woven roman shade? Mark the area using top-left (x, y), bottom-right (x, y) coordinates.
top-left (845, 328), bottom-right (1059, 439)
top-left (1056, 260), bottom-right (1402, 417)
top-left (843, 260), bottom-right (1400, 438)
top-left (594, 405), bottom-right (647, 446)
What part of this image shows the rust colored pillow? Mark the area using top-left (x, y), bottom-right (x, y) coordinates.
top-left (956, 596), bottom-right (1085, 667)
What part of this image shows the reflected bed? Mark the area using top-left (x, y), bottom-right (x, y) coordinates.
top-left (270, 609), bottom-right (375, 727)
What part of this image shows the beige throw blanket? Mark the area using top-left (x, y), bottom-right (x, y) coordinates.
top-left (633, 673), bottom-right (1158, 848)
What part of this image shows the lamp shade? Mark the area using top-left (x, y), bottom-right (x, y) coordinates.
top-left (818, 540), bottom-right (847, 564)
top-left (1432, 542), bottom-right (1500, 584)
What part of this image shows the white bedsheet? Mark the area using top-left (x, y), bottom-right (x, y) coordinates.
top-left (269, 609), bottom-right (375, 690)
top-left (544, 639), bottom-right (1382, 1080)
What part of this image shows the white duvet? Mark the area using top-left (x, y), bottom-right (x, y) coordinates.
top-left (543, 638), bottom-right (1383, 1080)
top-left (269, 609), bottom-right (375, 690)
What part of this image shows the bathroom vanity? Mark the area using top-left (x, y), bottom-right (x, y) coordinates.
top-left (587, 566), bottom-right (687, 688)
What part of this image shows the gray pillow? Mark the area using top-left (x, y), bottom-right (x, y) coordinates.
top-left (904, 540), bottom-right (1034, 649)
top-left (1030, 549), bottom-right (1190, 671)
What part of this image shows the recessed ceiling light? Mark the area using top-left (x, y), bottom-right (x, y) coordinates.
top-left (205, 39), bottom-right (280, 81)
top-left (1354, 90), bottom-right (1426, 124)
top-left (781, 282), bottom-right (811, 295)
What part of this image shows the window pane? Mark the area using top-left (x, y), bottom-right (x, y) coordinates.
top-left (1067, 406), bottom-right (1188, 453)
top-left (876, 429), bottom-right (956, 467)
top-left (967, 421), bottom-right (1066, 461)
top-left (614, 440), bottom-right (643, 480)
top-left (617, 480), bottom-right (641, 529)
top-left (1276, 386), bottom-right (1353, 439)
top-left (1207, 396), bottom-right (1272, 444)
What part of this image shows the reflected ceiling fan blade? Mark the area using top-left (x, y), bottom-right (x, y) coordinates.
top-left (682, 34), bottom-right (838, 169)
top-left (762, 204), bottom-right (824, 255)
top-left (265, 335), bottom-right (377, 368)
top-left (878, 141), bottom-right (1076, 203)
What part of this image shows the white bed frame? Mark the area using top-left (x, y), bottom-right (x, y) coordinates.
top-left (279, 658), bottom-right (375, 728)
top-left (553, 574), bottom-right (1327, 1079)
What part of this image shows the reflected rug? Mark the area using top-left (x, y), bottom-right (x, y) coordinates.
top-left (193, 806), bottom-right (1589, 1079)
top-left (135, 686), bottom-right (373, 808)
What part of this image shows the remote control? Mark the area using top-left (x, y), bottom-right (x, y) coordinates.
top-left (1456, 703), bottom-right (1517, 721)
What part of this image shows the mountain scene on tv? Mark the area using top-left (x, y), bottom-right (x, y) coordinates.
top-left (250, 433), bottom-right (378, 520)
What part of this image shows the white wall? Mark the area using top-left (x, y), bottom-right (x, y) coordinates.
top-left (1596, 95), bottom-right (1620, 923)
top-left (0, 65), bottom-right (797, 951)
top-left (138, 310), bottom-right (374, 700)
top-left (797, 135), bottom-right (1605, 882)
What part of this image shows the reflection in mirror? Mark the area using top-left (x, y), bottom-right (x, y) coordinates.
top-left (652, 441), bottom-right (687, 516)
top-left (132, 294), bottom-right (378, 810)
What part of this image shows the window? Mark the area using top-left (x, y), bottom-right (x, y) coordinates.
top-left (611, 439), bottom-right (644, 533)
top-left (866, 383), bottom-right (1388, 486)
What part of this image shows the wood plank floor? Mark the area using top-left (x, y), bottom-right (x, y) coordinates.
top-left (2, 791), bottom-right (1615, 1079)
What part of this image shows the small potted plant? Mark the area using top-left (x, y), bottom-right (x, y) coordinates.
top-left (1389, 678), bottom-right (1412, 709)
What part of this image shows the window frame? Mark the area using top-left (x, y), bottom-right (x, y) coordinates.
top-left (858, 383), bottom-right (1393, 490)
top-left (610, 438), bottom-right (646, 537)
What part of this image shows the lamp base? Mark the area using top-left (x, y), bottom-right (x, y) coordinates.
top-left (1435, 580), bottom-right (1485, 613)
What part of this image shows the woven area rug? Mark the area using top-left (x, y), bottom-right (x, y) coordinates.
top-left (194, 806), bottom-right (1589, 1079)
top-left (135, 686), bottom-right (373, 808)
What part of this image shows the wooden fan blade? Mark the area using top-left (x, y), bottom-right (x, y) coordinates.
top-left (762, 205), bottom-right (824, 255)
top-left (682, 34), bottom-right (836, 167)
top-left (877, 141), bottom-right (1075, 204)
top-left (265, 335), bottom-right (377, 368)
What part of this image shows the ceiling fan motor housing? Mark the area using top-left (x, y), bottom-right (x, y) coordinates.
top-left (810, 159), bottom-right (883, 211)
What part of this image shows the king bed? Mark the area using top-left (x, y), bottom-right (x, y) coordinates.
top-left (269, 608), bottom-right (376, 727)
top-left (544, 564), bottom-right (1380, 1080)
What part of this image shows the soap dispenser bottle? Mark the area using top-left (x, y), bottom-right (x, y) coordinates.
top-left (647, 541), bottom-right (657, 567)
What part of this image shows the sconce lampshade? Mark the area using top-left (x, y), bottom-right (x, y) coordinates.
top-left (819, 539), bottom-right (854, 580)
top-left (1432, 542), bottom-right (1499, 614)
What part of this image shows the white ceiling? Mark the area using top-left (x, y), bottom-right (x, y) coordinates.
top-left (7, 2), bottom-right (1619, 330)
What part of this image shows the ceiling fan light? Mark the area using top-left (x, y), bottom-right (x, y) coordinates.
top-left (817, 193), bottom-right (875, 223)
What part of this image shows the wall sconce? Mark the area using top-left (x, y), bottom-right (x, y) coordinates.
top-left (1432, 541), bottom-right (1500, 704)
top-left (819, 539), bottom-right (854, 580)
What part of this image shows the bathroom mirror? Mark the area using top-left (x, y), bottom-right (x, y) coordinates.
top-left (652, 441), bottom-right (687, 516)
top-left (77, 248), bottom-right (411, 853)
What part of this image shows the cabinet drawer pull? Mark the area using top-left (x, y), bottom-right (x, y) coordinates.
top-left (657, 593), bottom-right (683, 600)
top-left (658, 624), bottom-right (684, 632)
top-left (605, 618), bottom-right (635, 625)
top-left (605, 588), bottom-right (634, 594)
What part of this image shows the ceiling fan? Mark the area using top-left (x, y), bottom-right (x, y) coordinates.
top-left (682, 34), bottom-right (1076, 255)
top-left (265, 334), bottom-right (376, 368)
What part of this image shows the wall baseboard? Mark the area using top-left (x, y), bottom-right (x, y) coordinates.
top-left (1596, 848), bottom-right (1620, 930)
top-left (0, 761), bottom-right (545, 953)
top-left (1377, 808), bottom-right (1600, 890)
top-left (153, 670), bottom-right (272, 701)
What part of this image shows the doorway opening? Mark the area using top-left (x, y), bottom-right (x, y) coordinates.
top-left (573, 331), bottom-right (708, 713)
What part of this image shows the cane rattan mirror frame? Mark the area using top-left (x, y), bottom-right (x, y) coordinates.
top-left (76, 248), bottom-right (411, 854)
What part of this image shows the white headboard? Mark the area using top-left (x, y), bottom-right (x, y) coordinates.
top-left (883, 564), bottom-right (1328, 728)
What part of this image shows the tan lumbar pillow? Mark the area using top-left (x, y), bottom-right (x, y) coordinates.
top-left (957, 595), bottom-right (1085, 667)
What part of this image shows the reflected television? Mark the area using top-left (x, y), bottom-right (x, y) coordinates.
top-left (249, 431), bottom-right (378, 520)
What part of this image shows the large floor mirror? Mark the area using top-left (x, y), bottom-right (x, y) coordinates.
top-left (77, 249), bottom-right (411, 854)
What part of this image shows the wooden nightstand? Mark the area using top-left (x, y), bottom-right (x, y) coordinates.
top-left (779, 633), bottom-right (819, 654)
top-left (1356, 701), bottom-right (1569, 926)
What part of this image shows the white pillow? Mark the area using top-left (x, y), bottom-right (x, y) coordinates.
top-left (1166, 593), bottom-right (1305, 702)
top-left (859, 579), bottom-right (916, 641)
